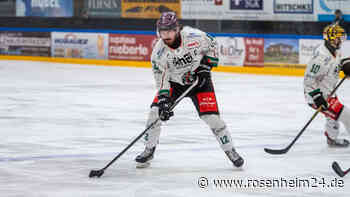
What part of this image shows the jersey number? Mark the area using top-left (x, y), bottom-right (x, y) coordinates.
top-left (310, 64), bottom-right (320, 74)
top-left (144, 133), bottom-right (149, 141)
top-left (220, 136), bottom-right (229, 145)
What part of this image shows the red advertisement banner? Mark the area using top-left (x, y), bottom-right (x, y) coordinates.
top-left (109, 34), bottom-right (157, 61)
top-left (244, 38), bottom-right (264, 67)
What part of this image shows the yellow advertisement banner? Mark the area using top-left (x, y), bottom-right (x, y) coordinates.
top-left (122, 0), bottom-right (181, 19)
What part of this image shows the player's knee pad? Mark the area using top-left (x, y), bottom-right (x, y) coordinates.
top-left (200, 114), bottom-right (234, 150)
top-left (200, 114), bottom-right (225, 131)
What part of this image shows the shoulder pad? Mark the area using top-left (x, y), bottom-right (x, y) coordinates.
top-left (182, 26), bottom-right (205, 39)
top-left (152, 40), bottom-right (167, 59)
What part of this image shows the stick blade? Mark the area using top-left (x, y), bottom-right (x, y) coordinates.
top-left (89, 169), bottom-right (104, 178)
top-left (264, 148), bottom-right (288, 155)
top-left (332, 161), bottom-right (346, 177)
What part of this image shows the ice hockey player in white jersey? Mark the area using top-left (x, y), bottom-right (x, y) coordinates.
top-left (304, 24), bottom-right (350, 147)
top-left (135, 12), bottom-right (244, 168)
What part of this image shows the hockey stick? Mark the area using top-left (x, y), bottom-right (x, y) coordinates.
top-left (332, 161), bottom-right (350, 177)
top-left (89, 78), bottom-right (199, 178)
top-left (264, 77), bottom-right (347, 155)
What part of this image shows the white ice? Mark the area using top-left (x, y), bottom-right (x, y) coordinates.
top-left (1, 60), bottom-right (350, 197)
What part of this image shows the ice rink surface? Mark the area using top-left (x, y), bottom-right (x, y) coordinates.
top-left (1, 60), bottom-right (350, 197)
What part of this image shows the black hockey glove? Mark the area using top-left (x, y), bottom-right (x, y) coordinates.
top-left (158, 94), bottom-right (174, 121)
top-left (311, 91), bottom-right (328, 111)
top-left (195, 66), bottom-right (211, 89)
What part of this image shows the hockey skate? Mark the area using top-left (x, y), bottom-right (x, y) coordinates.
top-left (225, 148), bottom-right (244, 168)
top-left (135, 146), bottom-right (156, 168)
top-left (325, 132), bottom-right (350, 148)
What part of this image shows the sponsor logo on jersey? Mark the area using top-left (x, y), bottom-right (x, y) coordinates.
top-left (187, 33), bottom-right (201, 38)
top-left (172, 52), bottom-right (193, 68)
top-left (197, 92), bottom-right (218, 113)
top-left (186, 41), bottom-right (200, 49)
top-left (181, 71), bottom-right (196, 85)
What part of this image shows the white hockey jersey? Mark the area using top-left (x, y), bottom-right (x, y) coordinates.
top-left (304, 44), bottom-right (342, 104)
top-left (150, 26), bottom-right (218, 95)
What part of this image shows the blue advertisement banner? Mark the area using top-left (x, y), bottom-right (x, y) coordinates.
top-left (317, 0), bottom-right (350, 22)
top-left (16, 0), bottom-right (73, 17)
top-left (318, 14), bottom-right (350, 22)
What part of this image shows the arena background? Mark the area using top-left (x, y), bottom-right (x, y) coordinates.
top-left (0, 0), bottom-right (349, 76)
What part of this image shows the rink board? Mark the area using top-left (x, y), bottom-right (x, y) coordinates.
top-left (0, 55), bottom-right (307, 77)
